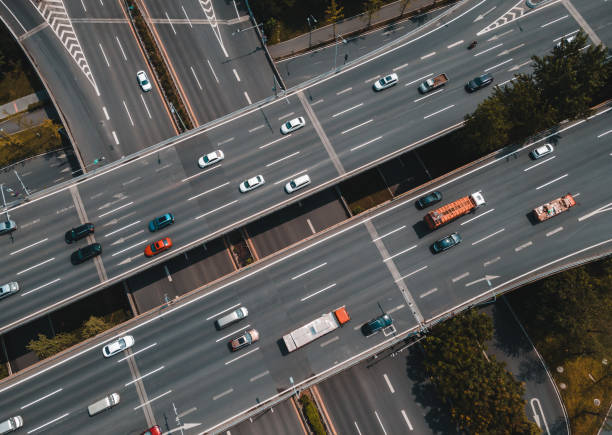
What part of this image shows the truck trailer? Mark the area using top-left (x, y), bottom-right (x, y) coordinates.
top-left (418, 73), bottom-right (449, 93)
top-left (532, 194), bottom-right (576, 222)
top-left (282, 307), bottom-right (350, 353)
top-left (424, 192), bottom-right (486, 230)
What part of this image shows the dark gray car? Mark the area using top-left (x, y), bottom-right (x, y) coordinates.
top-left (416, 191), bottom-right (442, 209)
top-left (466, 74), bottom-right (493, 92)
top-left (362, 313), bottom-right (393, 336)
top-left (65, 223), bottom-right (94, 243)
top-left (71, 243), bottom-right (102, 265)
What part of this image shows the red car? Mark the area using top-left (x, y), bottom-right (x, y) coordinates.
top-left (141, 426), bottom-right (162, 435)
top-left (144, 237), bottom-right (172, 257)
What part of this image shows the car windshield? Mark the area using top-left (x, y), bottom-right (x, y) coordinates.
top-left (142, 79), bottom-right (149, 85)
top-left (203, 155), bottom-right (211, 163)
top-left (284, 121), bottom-right (292, 129)
top-left (474, 77), bottom-right (483, 85)
top-left (439, 238), bottom-right (453, 248)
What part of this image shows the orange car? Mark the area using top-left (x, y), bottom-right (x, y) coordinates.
top-left (144, 237), bottom-right (172, 257)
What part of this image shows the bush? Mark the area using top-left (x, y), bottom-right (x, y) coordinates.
top-left (299, 394), bottom-right (327, 435)
top-left (0, 119), bottom-right (63, 167)
top-left (27, 332), bottom-right (79, 360)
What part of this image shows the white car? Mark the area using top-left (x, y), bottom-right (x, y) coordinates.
top-left (137, 70), bottom-right (152, 92)
top-left (239, 175), bottom-right (265, 193)
top-left (373, 73), bottom-right (398, 91)
top-left (198, 150), bottom-right (224, 168)
top-left (555, 35), bottom-right (576, 48)
top-left (280, 117), bottom-right (306, 135)
top-left (529, 143), bottom-right (554, 160)
top-left (0, 282), bottom-right (19, 300)
top-left (102, 335), bottom-right (135, 358)
top-left (0, 220), bottom-right (16, 235)
top-left (285, 174), bottom-right (311, 193)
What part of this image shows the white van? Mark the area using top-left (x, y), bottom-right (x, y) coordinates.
top-left (88, 393), bottom-right (120, 416)
top-left (215, 307), bottom-right (248, 329)
top-left (285, 174), bottom-right (311, 193)
top-left (0, 416), bottom-right (23, 434)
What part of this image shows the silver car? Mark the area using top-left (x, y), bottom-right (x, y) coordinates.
top-left (529, 144), bottom-right (553, 160)
top-left (0, 282), bottom-right (19, 300)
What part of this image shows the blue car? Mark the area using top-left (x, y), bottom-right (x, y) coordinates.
top-left (148, 213), bottom-right (174, 232)
top-left (362, 313), bottom-right (393, 336)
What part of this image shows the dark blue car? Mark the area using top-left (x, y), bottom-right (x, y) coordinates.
top-left (148, 213), bottom-right (174, 232)
top-left (362, 313), bottom-right (393, 336)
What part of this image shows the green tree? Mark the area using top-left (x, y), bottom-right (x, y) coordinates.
top-left (422, 310), bottom-right (539, 434)
top-left (264, 17), bottom-right (282, 44)
top-left (27, 332), bottom-right (79, 360)
top-left (363, 0), bottom-right (383, 26)
top-left (459, 97), bottom-right (511, 159)
top-left (324, 0), bottom-right (344, 38)
top-left (80, 315), bottom-right (111, 339)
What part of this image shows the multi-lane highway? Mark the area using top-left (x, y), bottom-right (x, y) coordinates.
top-left (0, 104), bottom-right (609, 434)
top-left (2, 0), bottom-right (605, 335)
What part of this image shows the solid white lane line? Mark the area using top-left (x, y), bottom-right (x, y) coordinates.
top-left (248, 124), bottom-right (264, 133)
top-left (27, 413), bottom-right (69, 434)
top-left (401, 410), bottom-right (414, 430)
top-left (122, 101), bottom-right (134, 126)
top-left (536, 173), bottom-right (568, 190)
top-left (341, 119), bottom-right (373, 135)
top-left (207, 59), bottom-right (219, 83)
top-left (473, 43), bottom-right (503, 56)
top-left (206, 303), bottom-right (241, 320)
top-left (213, 388), bottom-right (234, 400)
top-left (190, 66), bottom-right (203, 90)
top-left (187, 182), bottom-right (230, 201)
top-left (420, 288), bottom-right (438, 298)
top-left (414, 88), bottom-right (443, 102)
top-left (354, 421), bottom-right (363, 435)
top-left (104, 220), bottom-right (141, 237)
top-left (10, 238), bottom-right (48, 255)
top-left (420, 51), bottom-right (435, 60)
top-left (266, 151), bottom-right (300, 167)
top-left (117, 342), bottom-right (157, 363)
top-left (472, 228), bottom-right (505, 245)
top-left (17, 258), bottom-right (55, 275)
top-left (350, 136), bottom-right (383, 152)
top-left (98, 201), bottom-right (134, 218)
top-left (134, 390), bottom-right (172, 410)
top-left (383, 245), bottom-right (417, 262)
top-left (125, 365), bottom-right (164, 386)
top-left (546, 226), bottom-right (564, 237)
top-left (515, 241), bottom-right (533, 252)
top-left (485, 58), bottom-right (513, 72)
top-left (336, 87), bottom-right (352, 95)
top-left (21, 279), bottom-right (61, 297)
top-left (115, 36), bottom-right (127, 60)
top-left (460, 208), bottom-right (494, 225)
top-left (541, 15), bottom-right (568, 28)
top-left (165, 11), bottom-right (176, 34)
top-left (225, 347), bottom-right (260, 365)
top-left (195, 200), bottom-right (238, 220)
top-left (215, 324), bottom-right (252, 343)
top-left (273, 169), bottom-right (308, 185)
top-left (20, 388), bottom-right (63, 409)
top-left (278, 112), bottom-right (295, 121)
top-left (232, 69), bottom-right (241, 81)
top-left (372, 225), bottom-right (406, 241)
top-left (250, 370), bottom-right (269, 382)
top-left (111, 240), bottom-right (146, 257)
top-left (524, 155), bottom-right (556, 171)
top-left (447, 40), bottom-right (464, 48)
top-left (395, 265), bottom-right (427, 282)
top-left (98, 43), bottom-right (110, 67)
top-left (332, 103), bottom-right (364, 118)
top-left (181, 164), bottom-right (221, 182)
top-left (301, 283), bottom-right (336, 302)
top-left (374, 411), bottom-right (388, 435)
top-left (452, 272), bottom-right (469, 282)
top-left (292, 262), bottom-right (327, 280)
top-left (140, 94), bottom-right (153, 119)
top-left (259, 135), bottom-right (290, 149)
top-left (405, 73), bottom-right (433, 86)
top-left (383, 374), bottom-right (395, 393)
top-left (423, 105), bottom-right (454, 119)
top-left (597, 129), bottom-right (612, 138)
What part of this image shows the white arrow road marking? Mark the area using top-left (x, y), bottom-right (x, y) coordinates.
top-left (465, 275), bottom-right (500, 287)
top-left (474, 6), bottom-right (496, 22)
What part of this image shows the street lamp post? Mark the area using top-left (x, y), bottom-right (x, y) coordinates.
top-left (307, 15), bottom-right (317, 48)
top-left (334, 35), bottom-right (348, 71)
top-left (0, 184), bottom-right (8, 221)
top-left (232, 22), bottom-right (263, 36)
top-left (13, 170), bottom-right (30, 197)
top-left (289, 376), bottom-right (297, 397)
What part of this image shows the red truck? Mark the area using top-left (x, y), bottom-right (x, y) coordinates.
top-left (532, 194), bottom-right (576, 222)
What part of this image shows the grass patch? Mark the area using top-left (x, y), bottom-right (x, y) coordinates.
top-left (339, 168), bottom-right (391, 215)
top-left (0, 119), bottom-right (63, 167)
top-left (0, 25), bottom-right (43, 104)
top-left (299, 392), bottom-right (327, 435)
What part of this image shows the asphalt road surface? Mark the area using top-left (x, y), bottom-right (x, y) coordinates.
top-left (0, 107), bottom-right (609, 433)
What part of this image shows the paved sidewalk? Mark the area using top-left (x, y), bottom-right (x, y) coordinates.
top-left (268, 0), bottom-right (447, 59)
top-left (0, 90), bottom-right (48, 121)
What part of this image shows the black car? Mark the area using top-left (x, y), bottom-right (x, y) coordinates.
top-left (362, 313), bottom-right (393, 336)
top-left (71, 243), bottom-right (102, 265)
top-left (465, 73), bottom-right (493, 92)
top-left (415, 191), bottom-right (442, 209)
top-left (65, 223), bottom-right (94, 243)
top-left (431, 233), bottom-right (462, 253)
